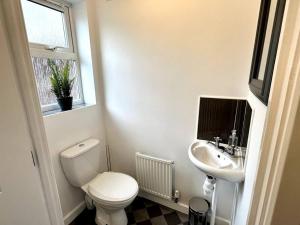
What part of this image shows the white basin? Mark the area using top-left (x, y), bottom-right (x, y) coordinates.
top-left (188, 140), bottom-right (245, 182)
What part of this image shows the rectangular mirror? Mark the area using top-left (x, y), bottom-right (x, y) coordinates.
top-left (249, 0), bottom-right (286, 105)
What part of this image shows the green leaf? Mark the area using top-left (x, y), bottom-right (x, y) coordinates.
top-left (48, 59), bottom-right (76, 99)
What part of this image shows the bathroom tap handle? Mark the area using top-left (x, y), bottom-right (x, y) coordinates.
top-left (213, 137), bottom-right (222, 148)
top-left (214, 137), bottom-right (222, 141)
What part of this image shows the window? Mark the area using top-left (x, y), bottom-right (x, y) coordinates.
top-left (21, 0), bottom-right (84, 112)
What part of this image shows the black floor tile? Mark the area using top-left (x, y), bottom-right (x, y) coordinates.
top-left (132, 197), bottom-right (146, 210)
top-left (133, 208), bottom-right (150, 222)
top-left (136, 220), bottom-right (152, 225)
top-left (127, 212), bottom-right (136, 225)
top-left (143, 198), bottom-right (156, 207)
top-left (147, 205), bottom-right (163, 218)
top-left (164, 212), bottom-right (181, 225)
top-left (70, 209), bottom-right (96, 225)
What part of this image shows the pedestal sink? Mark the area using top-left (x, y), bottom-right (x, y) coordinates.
top-left (188, 140), bottom-right (244, 182)
top-left (188, 140), bottom-right (245, 225)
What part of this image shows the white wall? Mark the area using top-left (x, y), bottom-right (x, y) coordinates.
top-left (234, 92), bottom-right (267, 225)
top-left (43, 106), bottom-right (107, 217)
top-left (42, 1), bottom-right (108, 219)
top-left (88, 0), bottom-right (261, 220)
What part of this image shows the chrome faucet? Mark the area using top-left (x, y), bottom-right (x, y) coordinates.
top-left (207, 136), bottom-right (238, 157)
top-left (225, 146), bottom-right (236, 156)
top-left (214, 137), bottom-right (222, 148)
top-left (225, 130), bottom-right (238, 156)
top-left (207, 136), bottom-right (222, 149)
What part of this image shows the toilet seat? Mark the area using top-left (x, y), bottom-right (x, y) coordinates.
top-left (87, 172), bottom-right (139, 205)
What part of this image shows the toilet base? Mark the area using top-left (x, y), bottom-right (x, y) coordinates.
top-left (95, 205), bottom-right (128, 225)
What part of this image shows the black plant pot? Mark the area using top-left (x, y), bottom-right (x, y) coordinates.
top-left (57, 97), bottom-right (73, 111)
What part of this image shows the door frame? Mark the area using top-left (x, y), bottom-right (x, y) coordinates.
top-left (247, 0), bottom-right (300, 224)
top-left (0, 1), bottom-right (64, 225)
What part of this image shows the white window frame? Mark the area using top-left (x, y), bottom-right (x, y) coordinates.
top-left (24, 0), bottom-right (85, 112)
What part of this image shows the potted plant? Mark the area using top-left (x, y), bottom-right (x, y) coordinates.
top-left (48, 59), bottom-right (75, 111)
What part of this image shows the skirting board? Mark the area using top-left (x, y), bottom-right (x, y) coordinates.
top-left (64, 201), bottom-right (86, 225)
top-left (139, 191), bottom-right (230, 225)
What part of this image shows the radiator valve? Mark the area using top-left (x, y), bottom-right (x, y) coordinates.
top-left (174, 190), bottom-right (180, 203)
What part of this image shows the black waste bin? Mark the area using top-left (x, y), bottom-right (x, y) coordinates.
top-left (188, 197), bottom-right (210, 225)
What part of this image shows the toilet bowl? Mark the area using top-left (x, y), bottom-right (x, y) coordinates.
top-left (60, 139), bottom-right (139, 225)
top-left (83, 172), bottom-right (138, 225)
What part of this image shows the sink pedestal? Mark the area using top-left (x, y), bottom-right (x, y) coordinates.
top-left (203, 177), bottom-right (240, 225)
top-left (203, 177), bottom-right (217, 225)
top-left (230, 183), bottom-right (239, 225)
top-left (203, 176), bottom-right (217, 225)
top-left (210, 180), bottom-right (218, 225)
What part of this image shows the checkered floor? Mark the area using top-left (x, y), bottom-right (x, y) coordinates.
top-left (126, 197), bottom-right (188, 225)
top-left (70, 197), bottom-right (189, 225)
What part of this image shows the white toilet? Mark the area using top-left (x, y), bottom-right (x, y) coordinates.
top-left (60, 139), bottom-right (139, 225)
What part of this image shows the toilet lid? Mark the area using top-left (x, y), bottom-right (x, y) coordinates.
top-left (88, 172), bottom-right (138, 203)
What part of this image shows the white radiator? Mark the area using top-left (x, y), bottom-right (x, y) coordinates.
top-left (135, 152), bottom-right (174, 200)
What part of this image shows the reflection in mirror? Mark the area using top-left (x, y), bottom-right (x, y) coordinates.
top-left (257, 0), bottom-right (278, 81)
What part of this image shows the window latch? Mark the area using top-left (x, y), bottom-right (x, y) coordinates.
top-left (45, 46), bottom-right (58, 51)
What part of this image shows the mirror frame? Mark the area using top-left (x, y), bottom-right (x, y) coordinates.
top-left (249, 0), bottom-right (286, 105)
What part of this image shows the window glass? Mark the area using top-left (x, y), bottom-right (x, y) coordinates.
top-left (21, 0), bottom-right (68, 48)
top-left (21, 0), bottom-right (84, 112)
top-left (31, 57), bottom-right (82, 106)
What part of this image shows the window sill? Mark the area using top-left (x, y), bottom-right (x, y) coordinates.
top-left (42, 103), bottom-right (94, 117)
